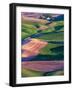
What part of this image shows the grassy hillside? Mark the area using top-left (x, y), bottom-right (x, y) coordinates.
top-left (35, 32), bottom-right (64, 41)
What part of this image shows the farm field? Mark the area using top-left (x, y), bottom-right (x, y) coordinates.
top-left (21, 12), bottom-right (64, 77)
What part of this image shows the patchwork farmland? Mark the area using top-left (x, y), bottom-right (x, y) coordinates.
top-left (21, 12), bottom-right (64, 77)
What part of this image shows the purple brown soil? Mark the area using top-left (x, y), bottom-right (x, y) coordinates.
top-left (22, 61), bottom-right (64, 72)
top-left (21, 16), bottom-right (48, 24)
top-left (21, 12), bottom-right (60, 19)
